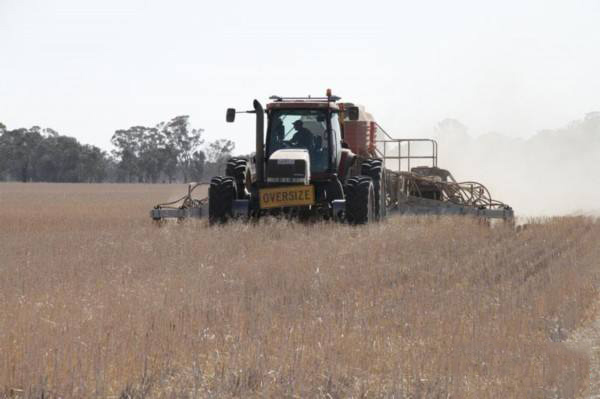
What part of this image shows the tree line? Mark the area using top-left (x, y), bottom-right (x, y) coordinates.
top-left (0, 117), bottom-right (235, 183)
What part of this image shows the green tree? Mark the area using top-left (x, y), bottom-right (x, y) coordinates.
top-left (111, 127), bottom-right (144, 182)
top-left (77, 145), bottom-right (108, 182)
top-left (111, 117), bottom-right (203, 183)
top-left (206, 139), bottom-right (235, 164)
top-left (0, 127), bottom-right (43, 181)
top-left (160, 116), bottom-right (203, 183)
top-left (1, 123), bottom-right (111, 182)
top-left (205, 139), bottom-right (235, 177)
top-left (189, 150), bottom-right (206, 182)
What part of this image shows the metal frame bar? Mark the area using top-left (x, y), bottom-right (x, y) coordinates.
top-left (269, 96), bottom-right (340, 102)
top-left (373, 123), bottom-right (438, 172)
top-left (376, 137), bottom-right (438, 172)
top-left (389, 195), bottom-right (514, 220)
top-left (150, 206), bottom-right (206, 220)
top-left (390, 206), bottom-right (514, 220)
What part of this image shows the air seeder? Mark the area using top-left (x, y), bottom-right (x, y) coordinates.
top-left (151, 90), bottom-right (513, 224)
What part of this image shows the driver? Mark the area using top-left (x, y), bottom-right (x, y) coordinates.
top-left (273, 118), bottom-right (285, 143)
top-left (290, 120), bottom-right (314, 151)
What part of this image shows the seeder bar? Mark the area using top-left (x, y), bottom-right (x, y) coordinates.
top-left (390, 205), bottom-right (513, 220)
top-left (150, 205), bottom-right (207, 221)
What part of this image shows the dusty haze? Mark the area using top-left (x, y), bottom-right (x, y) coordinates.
top-left (393, 112), bottom-right (600, 216)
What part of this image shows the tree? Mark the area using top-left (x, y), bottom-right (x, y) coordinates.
top-left (77, 145), bottom-right (108, 182)
top-left (206, 139), bottom-right (235, 163)
top-left (0, 124), bottom-right (9, 178)
top-left (0, 127), bottom-right (44, 181)
top-left (111, 117), bottom-right (204, 183)
top-left (189, 150), bottom-right (206, 182)
top-left (160, 116), bottom-right (203, 182)
top-left (111, 126), bottom-right (145, 182)
top-left (204, 139), bottom-right (236, 177)
top-left (0, 123), bottom-right (110, 182)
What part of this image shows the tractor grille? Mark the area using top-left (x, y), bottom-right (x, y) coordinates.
top-left (267, 159), bottom-right (307, 183)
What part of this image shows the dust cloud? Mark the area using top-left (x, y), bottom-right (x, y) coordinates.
top-left (428, 113), bottom-right (600, 216)
top-left (380, 113), bottom-right (600, 216)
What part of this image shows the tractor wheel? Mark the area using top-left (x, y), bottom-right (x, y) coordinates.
top-left (344, 176), bottom-right (375, 224)
top-left (225, 157), bottom-right (249, 199)
top-left (361, 159), bottom-right (385, 220)
top-left (209, 176), bottom-right (237, 224)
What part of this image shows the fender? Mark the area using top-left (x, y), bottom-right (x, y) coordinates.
top-left (338, 148), bottom-right (356, 182)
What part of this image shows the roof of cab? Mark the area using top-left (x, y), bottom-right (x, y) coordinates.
top-left (266, 94), bottom-right (341, 111)
top-left (266, 101), bottom-right (340, 111)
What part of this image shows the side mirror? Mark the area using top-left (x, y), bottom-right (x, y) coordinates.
top-left (226, 108), bottom-right (236, 123)
top-left (347, 106), bottom-right (359, 121)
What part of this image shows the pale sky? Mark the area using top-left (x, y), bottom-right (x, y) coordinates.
top-left (1, 0), bottom-right (599, 154)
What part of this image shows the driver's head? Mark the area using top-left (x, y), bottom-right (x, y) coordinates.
top-left (292, 120), bottom-right (303, 130)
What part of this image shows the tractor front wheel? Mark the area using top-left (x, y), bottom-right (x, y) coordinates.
top-left (209, 176), bottom-right (237, 225)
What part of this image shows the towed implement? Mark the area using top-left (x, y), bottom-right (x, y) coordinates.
top-left (151, 90), bottom-right (513, 224)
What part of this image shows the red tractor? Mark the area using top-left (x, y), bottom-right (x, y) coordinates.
top-left (210, 90), bottom-right (386, 224)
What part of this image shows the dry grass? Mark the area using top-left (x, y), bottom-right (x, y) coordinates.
top-left (1, 183), bottom-right (599, 398)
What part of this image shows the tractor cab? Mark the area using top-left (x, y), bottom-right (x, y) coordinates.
top-left (265, 95), bottom-right (344, 181)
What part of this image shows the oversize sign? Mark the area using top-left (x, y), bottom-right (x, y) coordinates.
top-left (259, 185), bottom-right (315, 209)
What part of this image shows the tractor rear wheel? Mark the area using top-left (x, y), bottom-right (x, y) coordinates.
top-left (225, 157), bottom-right (249, 199)
top-left (209, 176), bottom-right (237, 224)
top-left (361, 159), bottom-right (385, 220)
top-left (344, 176), bottom-right (375, 224)
top-left (225, 158), bottom-right (249, 199)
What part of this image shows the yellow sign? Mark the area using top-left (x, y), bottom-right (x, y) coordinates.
top-left (259, 185), bottom-right (315, 209)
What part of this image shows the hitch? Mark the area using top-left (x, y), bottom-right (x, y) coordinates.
top-left (150, 182), bottom-right (208, 222)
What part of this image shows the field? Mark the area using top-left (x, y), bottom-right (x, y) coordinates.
top-left (1, 183), bottom-right (599, 398)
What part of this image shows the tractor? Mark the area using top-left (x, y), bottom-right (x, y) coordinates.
top-left (209, 90), bottom-right (383, 224)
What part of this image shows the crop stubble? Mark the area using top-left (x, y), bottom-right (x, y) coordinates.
top-left (0, 183), bottom-right (599, 398)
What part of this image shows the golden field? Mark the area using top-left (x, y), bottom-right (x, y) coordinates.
top-left (0, 183), bottom-right (599, 398)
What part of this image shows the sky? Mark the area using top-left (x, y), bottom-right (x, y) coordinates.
top-left (1, 0), bottom-right (599, 155)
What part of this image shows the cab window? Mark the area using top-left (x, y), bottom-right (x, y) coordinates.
top-left (268, 109), bottom-right (330, 173)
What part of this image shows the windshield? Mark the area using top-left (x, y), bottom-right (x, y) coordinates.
top-left (268, 109), bottom-right (330, 173)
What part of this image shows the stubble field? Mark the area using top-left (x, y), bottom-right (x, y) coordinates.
top-left (1, 183), bottom-right (599, 398)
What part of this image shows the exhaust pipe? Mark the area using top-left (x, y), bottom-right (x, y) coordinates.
top-left (253, 99), bottom-right (265, 184)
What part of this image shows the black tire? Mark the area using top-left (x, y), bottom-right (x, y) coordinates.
top-left (225, 158), bottom-right (244, 176)
top-left (361, 159), bottom-right (385, 220)
top-left (225, 158), bottom-right (249, 199)
top-left (344, 176), bottom-right (375, 224)
top-left (209, 176), bottom-right (237, 224)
